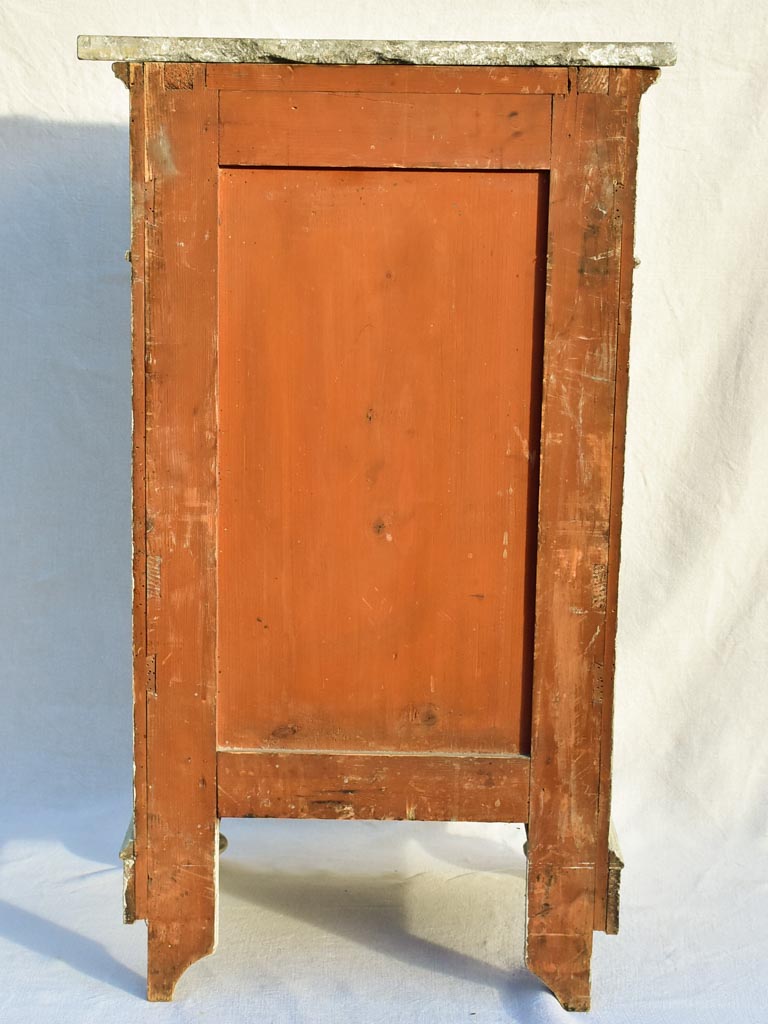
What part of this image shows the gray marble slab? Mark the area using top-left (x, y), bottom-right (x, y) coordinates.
top-left (77, 36), bottom-right (676, 67)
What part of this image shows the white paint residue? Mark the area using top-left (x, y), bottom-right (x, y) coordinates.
top-left (513, 425), bottom-right (531, 461)
top-left (585, 623), bottom-right (603, 653)
top-left (502, 531), bottom-right (509, 560)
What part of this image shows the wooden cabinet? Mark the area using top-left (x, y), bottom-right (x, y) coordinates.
top-left (80, 36), bottom-right (673, 1012)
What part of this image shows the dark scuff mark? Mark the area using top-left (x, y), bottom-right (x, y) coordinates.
top-left (271, 723), bottom-right (299, 739)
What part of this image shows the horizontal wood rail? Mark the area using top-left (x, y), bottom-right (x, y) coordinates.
top-left (217, 749), bottom-right (530, 822)
top-left (207, 64), bottom-right (570, 94)
top-left (219, 91), bottom-right (552, 168)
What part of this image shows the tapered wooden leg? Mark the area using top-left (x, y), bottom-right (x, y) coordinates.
top-left (525, 857), bottom-right (594, 1011)
top-left (526, 938), bottom-right (591, 1012)
top-left (521, 65), bottom-right (645, 1014)
top-left (146, 820), bottom-right (219, 1001)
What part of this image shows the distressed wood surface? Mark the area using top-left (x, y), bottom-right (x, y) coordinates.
top-left (219, 90), bottom-right (552, 168)
top-left (577, 66), bottom-right (610, 94)
top-left (592, 67), bottom-right (658, 934)
top-left (207, 63), bottom-right (569, 94)
top-left (218, 750), bottom-right (531, 822)
top-left (120, 817), bottom-right (137, 924)
top-left (128, 61), bottom-right (148, 924)
top-left (217, 167), bottom-right (546, 757)
top-left (525, 66), bottom-right (632, 1012)
top-left (117, 60), bottom-right (661, 1009)
top-left (142, 63), bottom-right (219, 1001)
top-left (605, 823), bottom-right (624, 935)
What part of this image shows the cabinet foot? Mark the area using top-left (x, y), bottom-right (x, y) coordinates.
top-left (147, 918), bottom-right (216, 1001)
top-left (145, 821), bottom-right (219, 1001)
top-left (526, 933), bottom-right (591, 1012)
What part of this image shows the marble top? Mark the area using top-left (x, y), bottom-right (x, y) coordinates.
top-left (77, 36), bottom-right (676, 68)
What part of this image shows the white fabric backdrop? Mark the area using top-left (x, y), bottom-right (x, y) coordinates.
top-left (1, 3), bottom-right (766, 1021)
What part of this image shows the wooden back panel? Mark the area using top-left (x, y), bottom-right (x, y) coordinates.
top-left (217, 167), bottom-right (547, 754)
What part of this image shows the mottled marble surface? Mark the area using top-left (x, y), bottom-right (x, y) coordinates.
top-left (77, 36), bottom-right (676, 67)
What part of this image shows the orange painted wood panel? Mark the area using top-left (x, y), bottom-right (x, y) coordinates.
top-left (217, 750), bottom-right (531, 822)
top-left (217, 168), bottom-right (547, 755)
top-left (219, 91), bottom-right (552, 167)
top-left (207, 63), bottom-right (569, 94)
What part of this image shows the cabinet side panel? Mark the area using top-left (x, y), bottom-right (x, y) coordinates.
top-left (129, 61), bottom-right (148, 922)
top-left (525, 68), bottom-right (631, 1011)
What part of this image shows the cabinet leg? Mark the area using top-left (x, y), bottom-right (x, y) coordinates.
top-left (526, 930), bottom-right (592, 1011)
top-left (146, 822), bottom-right (219, 1001)
top-left (525, 857), bottom-right (595, 1011)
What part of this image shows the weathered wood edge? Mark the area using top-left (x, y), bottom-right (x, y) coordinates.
top-left (81, 35), bottom-right (676, 67)
top-left (143, 63), bottom-right (219, 1002)
top-left (525, 65), bottom-right (633, 1013)
top-left (217, 750), bottom-right (531, 823)
top-left (605, 822), bottom-right (624, 935)
top-left (118, 62), bottom-right (571, 95)
top-left (112, 61), bottom-right (130, 87)
top-left (206, 64), bottom-right (570, 94)
top-left (128, 60), bottom-right (148, 923)
top-left (119, 815), bottom-right (136, 924)
top-left (592, 66), bottom-right (658, 934)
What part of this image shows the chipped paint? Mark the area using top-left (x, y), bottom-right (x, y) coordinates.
top-left (146, 554), bottom-right (161, 599)
top-left (147, 127), bottom-right (177, 178)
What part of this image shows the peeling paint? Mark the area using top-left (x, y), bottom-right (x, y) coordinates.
top-left (147, 127), bottom-right (177, 178)
top-left (146, 554), bottom-right (162, 599)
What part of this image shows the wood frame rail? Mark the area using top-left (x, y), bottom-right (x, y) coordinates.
top-left (217, 750), bottom-right (531, 822)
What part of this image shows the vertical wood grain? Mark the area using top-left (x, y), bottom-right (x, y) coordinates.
top-left (525, 67), bottom-right (631, 1012)
top-left (592, 66), bottom-right (659, 933)
top-left (142, 62), bottom-right (219, 1001)
top-left (217, 169), bottom-right (546, 758)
